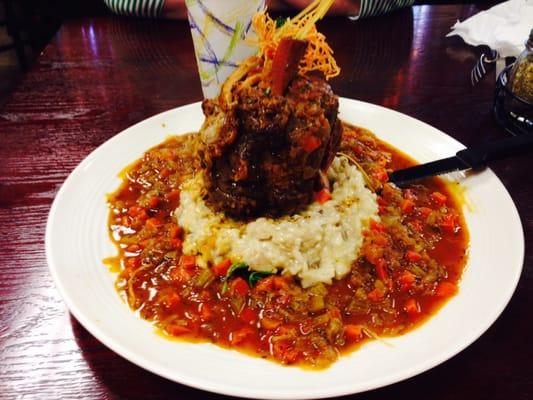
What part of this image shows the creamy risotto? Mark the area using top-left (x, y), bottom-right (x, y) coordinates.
top-left (175, 157), bottom-right (379, 287)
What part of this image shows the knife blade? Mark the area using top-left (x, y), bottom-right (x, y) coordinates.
top-left (389, 132), bottom-right (533, 186)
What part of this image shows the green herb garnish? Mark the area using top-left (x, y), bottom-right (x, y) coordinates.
top-left (264, 87), bottom-right (272, 96)
top-left (221, 262), bottom-right (249, 294)
top-left (275, 17), bottom-right (287, 28)
top-left (248, 271), bottom-right (275, 287)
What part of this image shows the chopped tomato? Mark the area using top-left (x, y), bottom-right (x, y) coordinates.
top-left (230, 277), bottom-right (249, 296)
top-left (405, 250), bottom-right (422, 263)
top-left (272, 338), bottom-right (299, 364)
top-left (169, 266), bottom-right (192, 282)
top-left (430, 191), bottom-right (447, 206)
top-left (367, 288), bottom-right (385, 302)
top-left (159, 168), bottom-right (171, 178)
top-left (240, 306), bottom-right (258, 324)
top-left (409, 219), bottom-right (424, 232)
top-left (199, 303), bottom-right (213, 321)
top-left (399, 271), bottom-right (416, 290)
top-left (126, 243), bottom-right (142, 253)
top-left (231, 327), bottom-right (254, 345)
top-left (166, 189), bottom-right (181, 201)
top-left (168, 224), bottom-right (182, 239)
top-left (171, 238), bottom-right (182, 249)
top-left (161, 291), bottom-right (181, 308)
top-left (125, 256), bottom-right (141, 269)
top-left (401, 198), bottom-right (415, 214)
top-left (373, 167), bottom-right (388, 183)
top-left (435, 281), bottom-right (458, 297)
top-left (315, 188), bottom-right (332, 205)
top-left (418, 207), bottom-right (432, 219)
top-left (145, 217), bottom-right (162, 230)
top-left (440, 213), bottom-right (459, 234)
top-left (148, 196), bottom-right (160, 208)
top-left (179, 255), bottom-right (196, 269)
top-left (127, 205), bottom-right (144, 217)
top-left (302, 134), bottom-right (322, 153)
top-left (213, 258), bottom-right (232, 276)
top-left (404, 298), bottom-right (421, 315)
top-left (374, 258), bottom-right (388, 281)
top-left (344, 324), bottom-right (364, 340)
top-left (369, 219), bottom-right (386, 233)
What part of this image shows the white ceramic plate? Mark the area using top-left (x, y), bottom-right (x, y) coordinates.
top-left (46, 99), bottom-right (524, 399)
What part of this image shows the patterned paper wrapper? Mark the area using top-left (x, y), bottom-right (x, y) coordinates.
top-left (186, 0), bottom-right (266, 99)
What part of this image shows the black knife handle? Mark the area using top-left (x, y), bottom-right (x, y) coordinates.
top-left (456, 132), bottom-right (533, 169)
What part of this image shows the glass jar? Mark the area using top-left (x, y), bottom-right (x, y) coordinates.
top-left (507, 28), bottom-right (533, 104)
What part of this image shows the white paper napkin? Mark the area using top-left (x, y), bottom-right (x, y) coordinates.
top-left (447, 0), bottom-right (533, 58)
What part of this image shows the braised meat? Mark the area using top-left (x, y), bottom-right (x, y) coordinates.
top-left (200, 73), bottom-right (342, 218)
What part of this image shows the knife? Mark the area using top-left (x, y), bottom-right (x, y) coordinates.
top-left (389, 132), bottom-right (533, 186)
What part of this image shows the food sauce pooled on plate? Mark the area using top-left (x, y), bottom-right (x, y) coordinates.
top-left (105, 123), bottom-right (469, 369)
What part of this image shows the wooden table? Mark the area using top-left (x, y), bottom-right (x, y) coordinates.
top-left (1, 3), bottom-right (531, 399)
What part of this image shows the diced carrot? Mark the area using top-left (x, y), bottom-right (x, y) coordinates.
top-left (344, 324), bottom-right (364, 340)
top-left (404, 298), bottom-right (421, 315)
top-left (125, 256), bottom-right (141, 269)
top-left (213, 258), bottom-right (232, 276)
top-left (373, 167), bottom-right (388, 183)
top-left (166, 189), bottom-right (181, 201)
top-left (399, 271), bottom-right (416, 290)
top-left (435, 281), bottom-right (458, 297)
top-left (254, 276), bottom-right (275, 293)
top-left (369, 219), bottom-right (386, 233)
top-left (159, 168), bottom-right (171, 178)
top-left (440, 213), bottom-right (459, 234)
top-left (166, 324), bottom-right (190, 336)
top-left (430, 191), bottom-right (447, 206)
top-left (127, 205), bottom-right (143, 217)
top-left (145, 217), bottom-right (162, 230)
top-left (230, 277), bottom-right (249, 296)
top-left (401, 198), bottom-right (415, 214)
top-left (231, 327), bottom-right (254, 345)
top-left (405, 250), bottom-right (422, 263)
top-left (240, 306), bottom-right (258, 324)
top-left (419, 207), bottom-right (432, 219)
top-left (179, 255), bottom-right (196, 269)
top-left (302, 134), bottom-right (322, 153)
top-left (367, 288), bottom-right (385, 302)
top-left (315, 188), bottom-right (332, 205)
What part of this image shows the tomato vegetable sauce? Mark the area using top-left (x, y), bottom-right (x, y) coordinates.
top-left (105, 124), bottom-right (469, 369)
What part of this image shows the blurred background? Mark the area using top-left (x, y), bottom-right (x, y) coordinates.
top-left (0, 0), bottom-right (493, 108)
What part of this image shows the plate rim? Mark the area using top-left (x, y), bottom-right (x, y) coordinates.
top-left (46, 98), bottom-right (525, 399)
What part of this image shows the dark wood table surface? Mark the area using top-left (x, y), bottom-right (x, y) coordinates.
top-left (1, 3), bottom-right (531, 399)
